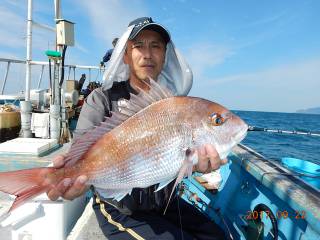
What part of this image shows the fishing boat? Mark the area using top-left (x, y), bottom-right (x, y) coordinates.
top-left (1, 1), bottom-right (320, 240)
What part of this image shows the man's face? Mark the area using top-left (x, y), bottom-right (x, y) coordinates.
top-left (124, 30), bottom-right (166, 82)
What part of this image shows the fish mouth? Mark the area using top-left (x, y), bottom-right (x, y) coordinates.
top-left (232, 123), bottom-right (249, 144)
top-left (226, 112), bottom-right (248, 144)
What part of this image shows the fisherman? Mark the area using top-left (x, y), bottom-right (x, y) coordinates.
top-left (100, 37), bottom-right (119, 67)
top-left (48, 17), bottom-right (227, 239)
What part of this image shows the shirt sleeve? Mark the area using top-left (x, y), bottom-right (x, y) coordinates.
top-left (102, 49), bottom-right (113, 63)
top-left (74, 88), bottom-right (110, 139)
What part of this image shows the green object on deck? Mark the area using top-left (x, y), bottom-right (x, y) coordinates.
top-left (45, 50), bottom-right (61, 58)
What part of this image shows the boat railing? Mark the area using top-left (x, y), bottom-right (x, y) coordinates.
top-left (0, 57), bottom-right (105, 95)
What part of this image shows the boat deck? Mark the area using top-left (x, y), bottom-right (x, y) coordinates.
top-left (67, 199), bottom-right (105, 240)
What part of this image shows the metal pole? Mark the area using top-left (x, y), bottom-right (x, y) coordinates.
top-left (54, 0), bottom-right (61, 22)
top-left (1, 62), bottom-right (11, 94)
top-left (67, 66), bottom-right (71, 80)
top-left (37, 65), bottom-right (44, 89)
top-left (25, 0), bottom-right (33, 101)
top-left (50, 0), bottom-right (62, 140)
top-left (54, 0), bottom-right (62, 105)
top-left (20, 0), bottom-right (33, 138)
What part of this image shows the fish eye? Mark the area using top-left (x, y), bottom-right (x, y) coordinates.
top-left (208, 113), bottom-right (225, 126)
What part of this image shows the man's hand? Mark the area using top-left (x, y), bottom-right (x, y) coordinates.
top-left (194, 144), bottom-right (228, 173)
top-left (193, 144), bottom-right (227, 190)
top-left (46, 155), bottom-right (89, 201)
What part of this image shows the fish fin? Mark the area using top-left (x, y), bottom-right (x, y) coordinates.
top-left (95, 188), bottom-right (132, 201)
top-left (155, 178), bottom-right (175, 192)
top-left (64, 78), bottom-right (173, 167)
top-left (0, 167), bottom-right (56, 212)
top-left (118, 77), bottom-right (173, 115)
top-left (163, 148), bottom-right (195, 215)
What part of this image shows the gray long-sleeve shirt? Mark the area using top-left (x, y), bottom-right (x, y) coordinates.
top-left (74, 88), bottom-right (110, 139)
top-left (74, 80), bottom-right (136, 138)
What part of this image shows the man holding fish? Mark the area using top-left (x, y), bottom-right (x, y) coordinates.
top-left (45, 17), bottom-right (238, 239)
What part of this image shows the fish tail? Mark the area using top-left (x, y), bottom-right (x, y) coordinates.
top-left (0, 167), bottom-right (58, 212)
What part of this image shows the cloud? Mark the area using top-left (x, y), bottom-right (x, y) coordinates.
top-left (77, 0), bottom-right (148, 44)
top-left (3, 0), bottom-right (23, 7)
top-left (0, 50), bottom-right (21, 60)
top-left (74, 42), bottom-right (89, 54)
top-left (190, 58), bottom-right (320, 112)
top-left (235, 9), bottom-right (301, 50)
top-left (0, 3), bottom-right (56, 60)
top-left (0, 6), bottom-right (26, 49)
top-left (206, 58), bottom-right (320, 88)
top-left (185, 42), bottom-right (234, 79)
top-left (241, 10), bottom-right (288, 29)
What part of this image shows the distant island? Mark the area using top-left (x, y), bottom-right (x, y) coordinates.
top-left (296, 107), bottom-right (320, 114)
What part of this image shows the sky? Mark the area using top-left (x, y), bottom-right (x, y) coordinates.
top-left (0, 0), bottom-right (319, 113)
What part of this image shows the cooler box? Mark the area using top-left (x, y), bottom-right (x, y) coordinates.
top-left (0, 193), bottom-right (87, 240)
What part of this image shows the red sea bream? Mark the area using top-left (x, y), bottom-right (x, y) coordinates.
top-left (0, 80), bottom-right (248, 211)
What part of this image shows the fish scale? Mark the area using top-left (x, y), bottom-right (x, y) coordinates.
top-left (88, 120), bottom-right (192, 189)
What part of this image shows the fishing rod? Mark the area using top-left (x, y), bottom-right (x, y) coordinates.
top-left (248, 126), bottom-right (320, 137)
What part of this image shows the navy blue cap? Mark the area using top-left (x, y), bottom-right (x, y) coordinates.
top-left (128, 17), bottom-right (170, 43)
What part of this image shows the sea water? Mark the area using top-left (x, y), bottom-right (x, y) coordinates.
top-left (235, 111), bottom-right (320, 164)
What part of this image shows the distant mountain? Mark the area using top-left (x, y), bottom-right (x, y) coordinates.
top-left (296, 107), bottom-right (320, 114)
